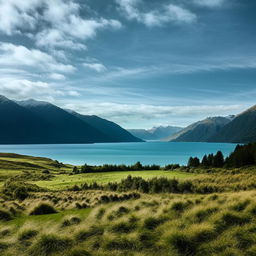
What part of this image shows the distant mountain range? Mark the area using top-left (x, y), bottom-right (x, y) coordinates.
top-left (0, 95), bottom-right (142, 144)
top-left (166, 116), bottom-right (234, 142)
top-left (128, 126), bottom-right (182, 141)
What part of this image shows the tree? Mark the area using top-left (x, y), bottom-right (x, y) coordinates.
top-left (213, 151), bottom-right (225, 167)
top-left (72, 166), bottom-right (79, 174)
top-left (188, 157), bottom-right (200, 168)
top-left (133, 161), bottom-right (143, 170)
top-left (201, 155), bottom-right (209, 167)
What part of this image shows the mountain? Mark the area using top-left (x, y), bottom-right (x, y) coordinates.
top-left (166, 116), bottom-right (232, 142)
top-left (67, 110), bottom-right (142, 142)
top-left (208, 106), bottom-right (256, 143)
top-left (0, 96), bottom-right (50, 144)
top-left (128, 126), bottom-right (182, 141)
top-left (0, 95), bottom-right (141, 144)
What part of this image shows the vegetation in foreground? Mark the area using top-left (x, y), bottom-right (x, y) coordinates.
top-left (2, 190), bottom-right (256, 256)
top-left (1, 144), bottom-right (256, 255)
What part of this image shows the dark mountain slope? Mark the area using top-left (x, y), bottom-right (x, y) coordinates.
top-left (209, 106), bottom-right (256, 143)
top-left (17, 99), bottom-right (110, 143)
top-left (0, 96), bottom-right (51, 144)
top-left (68, 110), bottom-right (142, 142)
top-left (167, 117), bottom-right (232, 142)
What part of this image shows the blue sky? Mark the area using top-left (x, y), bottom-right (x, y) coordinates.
top-left (0, 0), bottom-right (255, 128)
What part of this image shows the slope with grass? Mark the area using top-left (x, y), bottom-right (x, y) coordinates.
top-left (2, 153), bottom-right (256, 255)
top-left (2, 190), bottom-right (256, 256)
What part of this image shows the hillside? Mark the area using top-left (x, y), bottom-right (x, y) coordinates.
top-left (167, 116), bottom-right (232, 142)
top-left (0, 95), bottom-right (141, 144)
top-left (129, 126), bottom-right (182, 140)
top-left (68, 110), bottom-right (142, 142)
top-left (209, 105), bottom-right (256, 143)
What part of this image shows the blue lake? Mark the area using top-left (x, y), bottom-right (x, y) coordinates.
top-left (0, 142), bottom-right (236, 166)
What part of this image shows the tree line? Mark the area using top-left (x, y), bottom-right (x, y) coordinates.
top-left (188, 143), bottom-right (256, 168)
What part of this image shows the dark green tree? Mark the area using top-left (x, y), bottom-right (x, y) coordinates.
top-left (213, 151), bottom-right (225, 167)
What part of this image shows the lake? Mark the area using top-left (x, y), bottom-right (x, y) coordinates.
top-left (0, 142), bottom-right (236, 166)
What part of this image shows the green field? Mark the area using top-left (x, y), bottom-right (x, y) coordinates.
top-left (3, 153), bottom-right (256, 255)
top-left (33, 170), bottom-right (193, 190)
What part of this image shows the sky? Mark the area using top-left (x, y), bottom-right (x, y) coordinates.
top-left (0, 0), bottom-right (256, 129)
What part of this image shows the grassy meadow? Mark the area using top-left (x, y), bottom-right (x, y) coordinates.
top-left (2, 153), bottom-right (256, 255)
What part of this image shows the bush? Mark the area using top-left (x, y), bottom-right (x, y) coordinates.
top-left (30, 203), bottom-right (57, 215)
top-left (105, 238), bottom-right (138, 251)
top-left (169, 233), bottom-right (197, 256)
top-left (144, 216), bottom-right (167, 230)
top-left (18, 229), bottom-right (38, 241)
top-left (216, 212), bottom-right (250, 231)
top-left (68, 248), bottom-right (91, 256)
top-left (76, 226), bottom-right (104, 242)
top-left (61, 217), bottom-right (81, 227)
top-left (13, 186), bottom-right (29, 201)
top-left (30, 234), bottom-right (72, 256)
top-left (0, 209), bottom-right (12, 221)
top-left (110, 221), bottom-right (137, 234)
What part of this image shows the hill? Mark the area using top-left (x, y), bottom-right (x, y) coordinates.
top-left (209, 105), bottom-right (256, 143)
top-left (68, 110), bottom-right (142, 142)
top-left (167, 116), bottom-right (232, 142)
top-left (0, 95), bottom-right (141, 144)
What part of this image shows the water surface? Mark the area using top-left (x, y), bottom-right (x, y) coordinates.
top-left (0, 142), bottom-right (236, 166)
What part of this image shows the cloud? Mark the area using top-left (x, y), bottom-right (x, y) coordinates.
top-left (83, 63), bottom-right (107, 72)
top-left (0, 78), bottom-right (61, 100)
top-left (0, 0), bottom-right (122, 49)
top-left (48, 73), bottom-right (66, 80)
top-left (117, 0), bottom-right (196, 26)
top-left (193, 0), bottom-right (226, 8)
top-left (0, 43), bottom-right (75, 73)
top-left (63, 102), bottom-right (244, 128)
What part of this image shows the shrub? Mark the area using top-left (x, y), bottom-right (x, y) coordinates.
top-left (96, 208), bottom-right (105, 219)
top-left (232, 200), bottom-right (250, 212)
top-left (13, 186), bottom-right (29, 201)
top-left (76, 226), bottom-right (104, 242)
top-left (105, 238), bottom-right (138, 251)
top-left (18, 229), bottom-right (38, 241)
top-left (169, 232), bottom-right (197, 256)
top-left (194, 207), bottom-right (218, 222)
top-left (138, 231), bottom-right (158, 248)
top-left (68, 248), bottom-right (91, 256)
top-left (144, 216), bottom-right (167, 230)
top-left (30, 203), bottom-right (57, 215)
top-left (0, 208), bottom-right (12, 221)
top-left (216, 212), bottom-right (250, 231)
top-left (171, 201), bottom-right (190, 213)
top-left (110, 221), bottom-right (137, 234)
top-left (30, 234), bottom-right (72, 256)
top-left (62, 217), bottom-right (81, 227)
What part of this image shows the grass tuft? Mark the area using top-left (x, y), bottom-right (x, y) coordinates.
top-left (30, 234), bottom-right (72, 256)
top-left (30, 203), bottom-right (57, 215)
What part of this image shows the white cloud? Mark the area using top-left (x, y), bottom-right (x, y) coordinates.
top-left (117, 0), bottom-right (196, 27)
top-left (83, 63), bottom-right (107, 72)
top-left (0, 0), bottom-right (122, 49)
top-left (0, 43), bottom-right (75, 73)
top-left (63, 102), bottom-right (243, 128)
top-left (48, 73), bottom-right (66, 80)
top-left (0, 78), bottom-right (62, 100)
top-left (193, 0), bottom-right (226, 8)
